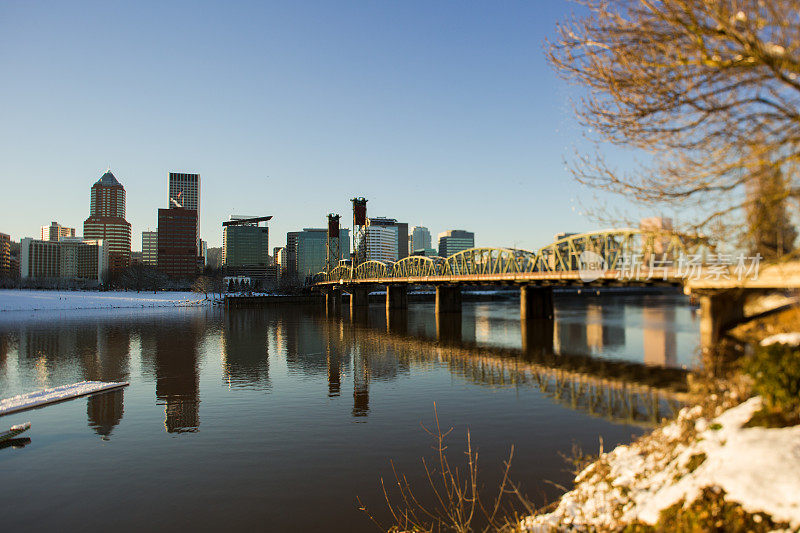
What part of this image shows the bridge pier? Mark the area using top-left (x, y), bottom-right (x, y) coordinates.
top-left (435, 285), bottom-right (462, 314)
top-left (325, 288), bottom-right (342, 316)
top-left (520, 285), bottom-right (553, 320)
top-left (386, 285), bottom-right (408, 310)
top-left (349, 287), bottom-right (370, 312)
top-left (698, 290), bottom-right (746, 353)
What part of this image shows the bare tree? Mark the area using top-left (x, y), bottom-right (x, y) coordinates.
top-left (192, 276), bottom-right (214, 299)
top-left (548, 0), bottom-right (800, 247)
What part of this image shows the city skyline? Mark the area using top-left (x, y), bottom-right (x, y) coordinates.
top-left (0, 2), bottom-right (675, 253)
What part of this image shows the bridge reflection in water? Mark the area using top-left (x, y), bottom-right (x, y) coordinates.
top-left (0, 296), bottom-right (693, 437)
top-left (318, 297), bottom-right (691, 427)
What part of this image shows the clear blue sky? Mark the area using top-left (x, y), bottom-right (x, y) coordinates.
top-left (0, 0), bottom-right (637, 251)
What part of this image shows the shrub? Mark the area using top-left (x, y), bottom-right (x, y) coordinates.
top-left (742, 342), bottom-right (800, 420)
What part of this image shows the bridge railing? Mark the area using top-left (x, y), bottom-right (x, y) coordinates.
top-left (315, 229), bottom-right (713, 283)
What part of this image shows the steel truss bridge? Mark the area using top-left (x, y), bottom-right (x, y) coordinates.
top-left (311, 228), bottom-right (800, 352)
top-left (315, 229), bottom-right (710, 285)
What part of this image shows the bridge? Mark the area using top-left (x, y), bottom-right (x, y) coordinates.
top-left (314, 228), bottom-right (800, 352)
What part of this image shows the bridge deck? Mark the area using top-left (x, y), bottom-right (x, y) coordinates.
top-left (316, 270), bottom-right (683, 286)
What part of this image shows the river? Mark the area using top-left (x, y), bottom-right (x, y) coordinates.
top-left (0, 292), bottom-right (698, 531)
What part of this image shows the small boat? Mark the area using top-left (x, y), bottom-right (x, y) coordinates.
top-left (0, 422), bottom-right (31, 442)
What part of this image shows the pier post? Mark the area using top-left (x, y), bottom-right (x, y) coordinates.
top-left (698, 290), bottom-right (746, 353)
top-left (520, 285), bottom-right (553, 320)
top-left (325, 288), bottom-right (342, 316)
top-left (386, 285), bottom-right (408, 310)
top-left (350, 287), bottom-right (370, 312)
top-left (435, 285), bottom-right (462, 314)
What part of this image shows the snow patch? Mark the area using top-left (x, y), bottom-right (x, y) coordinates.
top-left (0, 289), bottom-right (209, 312)
top-left (522, 397), bottom-right (800, 530)
top-left (760, 332), bottom-right (800, 347)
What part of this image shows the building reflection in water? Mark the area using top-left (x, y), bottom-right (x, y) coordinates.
top-left (83, 325), bottom-right (130, 438)
top-left (554, 301), bottom-right (625, 358)
top-left (643, 306), bottom-right (677, 367)
top-left (140, 318), bottom-right (202, 433)
top-left (7, 320), bottom-right (130, 438)
top-left (221, 309), bottom-right (271, 390)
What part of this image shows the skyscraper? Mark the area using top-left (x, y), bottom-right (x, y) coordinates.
top-left (142, 231), bottom-right (158, 266)
top-left (168, 172), bottom-right (200, 212)
top-left (157, 207), bottom-right (198, 279)
top-left (223, 215), bottom-right (272, 279)
top-left (410, 226), bottom-right (432, 255)
top-left (168, 172), bottom-right (201, 259)
top-left (364, 217), bottom-right (400, 262)
top-left (0, 232), bottom-right (10, 278)
top-left (83, 170), bottom-right (132, 273)
top-left (41, 221), bottom-right (76, 241)
top-left (296, 228), bottom-right (350, 283)
top-left (438, 230), bottom-right (475, 257)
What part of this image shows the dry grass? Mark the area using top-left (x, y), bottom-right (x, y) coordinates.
top-left (358, 403), bottom-right (533, 533)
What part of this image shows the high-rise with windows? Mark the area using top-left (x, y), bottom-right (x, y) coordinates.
top-left (157, 207), bottom-right (198, 279)
top-left (437, 230), bottom-right (475, 257)
top-left (168, 172), bottom-right (201, 259)
top-left (0, 232), bottom-right (10, 278)
top-left (41, 222), bottom-right (76, 242)
top-left (83, 170), bottom-right (131, 273)
top-left (142, 231), bottom-right (158, 266)
top-left (409, 226), bottom-right (432, 255)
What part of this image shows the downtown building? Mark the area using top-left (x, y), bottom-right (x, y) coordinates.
top-left (222, 215), bottom-right (272, 283)
top-left (20, 237), bottom-right (109, 283)
top-left (409, 226), bottom-right (435, 256)
top-left (142, 231), bottom-right (158, 266)
top-left (157, 207), bottom-right (199, 280)
top-left (83, 170), bottom-right (131, 273)
top-left (41, 221), bottom-right (76, 241)
top-left (0, 232), bottom-right (11, 278)
top-left (360, 217), bottom-right (408, 262)
top-left (284, 228), bottom-right (350, 285)
top-left (158, 172), bottom-right (201, 280)
top-left (437, 230), bottom-right (475, 257)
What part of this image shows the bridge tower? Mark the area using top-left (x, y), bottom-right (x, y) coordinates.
top-left (351, 197), bottom-right (368, 265)
top-left (326, 213), bottom-right (341, 272)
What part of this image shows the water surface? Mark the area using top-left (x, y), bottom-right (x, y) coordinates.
top-left (0, 294), bottom-right (697, 532)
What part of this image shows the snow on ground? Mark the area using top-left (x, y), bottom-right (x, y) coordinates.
top-left (761, 332), bottom-right (800, 347)
top-left (0, 289), bottom-right (210, 312)
top-left (522, 397), bottom-right (800, 530)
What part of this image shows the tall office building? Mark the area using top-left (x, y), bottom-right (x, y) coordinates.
top-left (0, 233), bottom-right (10, 278)
top-left (438, 230), bottom-right (475, 257)
top-left (41, 221), bottom-right (76, 241)
top-left (168, 173), bottom-right (200, 212)
top-left (83, 170), bottom-right (132, 273)
top-left (409, 226), bottom-right (432, 255)
top-left (169, 172), bottom-right (201, 256)
top-left (363, 217), bottom-right (402, 262)
top-left (295, 228), bottom-right (350, 283)
top-left (222, 215), bottom-right (272, 279)
top-left (142, 231), bottom-right (158, 266)
top-left (157, 207), bottom-right (198, 279)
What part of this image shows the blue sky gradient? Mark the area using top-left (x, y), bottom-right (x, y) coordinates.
top-left (1, 1), bottom-right (636, 251)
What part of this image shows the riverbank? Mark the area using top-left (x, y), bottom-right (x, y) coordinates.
top-left (521, 392), bottom-right (800, 531)
top-left (0, 289), bottom-right (210, 312)
top-left (519, 323), bottom-right (800, 531)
